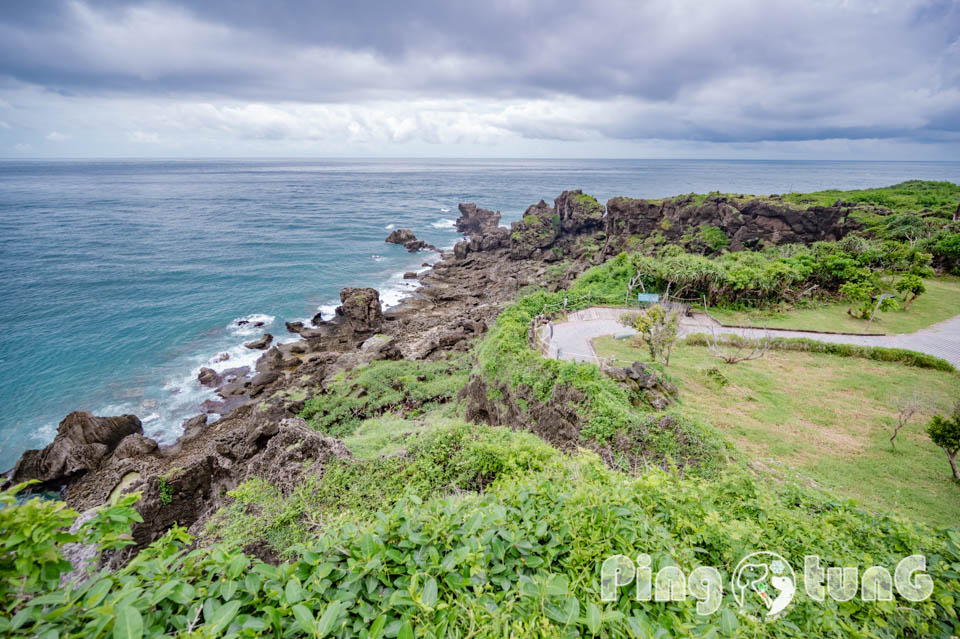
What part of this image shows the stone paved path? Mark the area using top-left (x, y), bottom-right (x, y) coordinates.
top-left (545, 307), bottom-right (960, 367)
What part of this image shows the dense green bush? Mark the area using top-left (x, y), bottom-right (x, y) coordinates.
top-left (684, 333), bottom-right (956, 372)
top-left (3, 457), bottom-right (959, 638)
top-left (205, 421), bottom-right (559, 554)
top-left (300, 357), bottom-right (470, 437)
top-left (473, 288), bottom-right (727, 474)
top-left (570, 238), bottom-right (934, 311)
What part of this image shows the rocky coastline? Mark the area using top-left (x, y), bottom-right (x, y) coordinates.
top-left (3, 189), bottom-right (865, 555)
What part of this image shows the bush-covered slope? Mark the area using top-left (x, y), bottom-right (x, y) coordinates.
top-left (4, 455), bottom-right (959, 638)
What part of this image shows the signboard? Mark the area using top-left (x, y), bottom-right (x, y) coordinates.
top-left (637, 293), bottom-right (660, 304)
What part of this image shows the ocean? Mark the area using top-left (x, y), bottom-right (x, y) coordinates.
top-left (1, 158), bottom-right (958, 469)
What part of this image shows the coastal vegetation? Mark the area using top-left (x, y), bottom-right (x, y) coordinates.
top-left (3, 180), bottom-right (959, 638)
top-left (593, 336), bottom-right (960, 526)
top-left (707, 276), bottom-right (960, 334)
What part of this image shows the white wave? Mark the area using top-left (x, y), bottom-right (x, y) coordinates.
top-left (314, 302), bottom-right (339, 323)
top-left (385, 223), bottom-right (396, 230)
top-left (440, 207), bottom-right (450, 212)
top-left (31, 422), bottom-right (57, 445)
top-left (430, 218), bottom-right (456, 229)
top-left (371, 254), bottom-right (385, 262)
top-left (228, 313), bottom-right (275, 336)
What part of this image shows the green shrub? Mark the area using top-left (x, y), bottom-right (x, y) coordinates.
top-left (205, 421), bottom-right (560, 554)
top-left (684, 333), bottom-right (956, 372)
top-left (300, 357), bottom-right (470, 436)
top-left (3, 460), bottom-right (959, 638)
top-left (927, 402), bottom-right (960, 481)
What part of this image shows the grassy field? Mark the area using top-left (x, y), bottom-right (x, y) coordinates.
top-left (593, 336), bottom-right (960, 527)
top-left (706, 276), bottom-right (960, 335)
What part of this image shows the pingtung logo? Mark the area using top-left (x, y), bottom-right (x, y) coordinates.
top-left (732, 552), bottom-right (797, 618)
top-left (600, 550), bottom-right (933, 622)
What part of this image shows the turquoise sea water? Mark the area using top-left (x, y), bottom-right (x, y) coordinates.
top-left (1, 158), bottom-right (958, 469)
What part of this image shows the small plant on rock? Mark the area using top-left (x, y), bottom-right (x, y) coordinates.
top-left (927, 402), bottom-right (960, 481)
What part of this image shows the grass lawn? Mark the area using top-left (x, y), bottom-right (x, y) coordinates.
top-left (705, 276), bottom-right (960, 335)
top-left (594, 335), bottom-right (960, 528)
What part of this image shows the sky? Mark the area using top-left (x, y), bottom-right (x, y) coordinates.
top-left (0, 0), bottom-right (958, 159)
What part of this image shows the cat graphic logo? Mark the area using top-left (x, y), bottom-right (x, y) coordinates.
top-left (732, 552), bottom-right (797, 620)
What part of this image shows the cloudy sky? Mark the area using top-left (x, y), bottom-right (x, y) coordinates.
top-left (0, 0), bottom-right (958, 159)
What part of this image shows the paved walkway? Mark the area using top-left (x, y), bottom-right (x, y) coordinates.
top-left (544, 307), bottom-right (960, 367)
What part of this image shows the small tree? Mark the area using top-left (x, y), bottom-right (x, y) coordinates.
top-left (926, 402), bottom-right (960, 481)
top-left (895, 274), bottom-right (925, 310)
top-left (706, 326), bottom-right (772, 364)
top-left (890, 389), bottom-right (921, 450)
top-left (840, 280), bottom-right (898, 319)
top-left (625, 303), bottom-right (681, 366)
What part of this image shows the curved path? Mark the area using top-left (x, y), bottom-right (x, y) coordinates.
top-left (544, 307), bottom-right (960, 367)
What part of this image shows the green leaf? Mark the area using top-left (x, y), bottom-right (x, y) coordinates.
top-left (421, 577), bottom-right (438, 608)
top-left (206, 599), bottom-right (242, 635)
top-left (369, 615), bottom-right (387, 639)
top-left (719, 608), bottom-right (739, 635)
top-left (286, 578), bottom-right (303, 605)
top-left (292, 604), bottom-right (316, 636)
top-left (398, 620), bottom-right (414, 639)
top-left (113, 606), bottom-right (143, 639)
top-left (316, 600), bottom-right (341, 637)
top-left (585, 602), bottom-right (601, 635)
top-left (221, 579), bottom-right (238, 601)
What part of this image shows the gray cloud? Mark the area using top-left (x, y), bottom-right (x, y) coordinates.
top-left (0, 0), bottom-right (958, 156)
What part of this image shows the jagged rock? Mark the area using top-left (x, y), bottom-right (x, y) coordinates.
top-left (251, 371), bottom-right (280, 390)
top-left (404, 240), bottom-right (427, 252)
top-left (279, 341), bottom-right (308, 355)
top-left (244, 333), bottom-right (273, 350)
top-left (180, 414), bottom-right (208, 442)
top-left (285, 321), bottom-right (304, 334)
top-left (555, 190), bottom-right (605, 233)
top-left (113, 434), bottom-right (158, 459)
top-left (604, 194), bottom-right (856, 251)
top-left (601, 361), bottom-right (678, 411)
top-left (456, 203), bottom-right (502, 235)
top-left (336, 287), bottom-right (383, 333)
top-left (454, 240), bottom-right (470, 260)
top-left (197, 367), bottom-right (220, 386)
top-left (9, 412), bottom-right (142, 487)
top-left (509, 200), bottom-right (560, 259)
top-left (255, 347), bottom-right (283, 373)
top-left (403, 271), bottom-right (418, 279)
top-left (386, 228), bottom-right (416, 244)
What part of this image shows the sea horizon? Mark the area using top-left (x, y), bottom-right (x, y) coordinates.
top-left (2, 157), bottom-right (958, 469)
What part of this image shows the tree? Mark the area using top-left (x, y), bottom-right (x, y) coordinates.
top-left (890, 389), bottom-right (921, 450)
top-left (706, 326), bottom-right (773, 364)
top-left (840, 280), bottom-right (898, 319)
top-left (926, 402), bottom-right (960, 481)
top-left (623, 303), bottom-right (681, 366)
top-left (895, 275), bottom-right (925, 310)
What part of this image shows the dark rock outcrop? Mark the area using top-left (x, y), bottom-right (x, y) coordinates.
top-left (285, 321), bottom-right (304, 334)
top-left (604, 194), bottom-right (856, 251)
top-left (335, 287), bottom-right (383, 334)
top-left (8, 412), bottom-right (143, 488)
top-left (510, 200), bottom-right (560, 259)
top-left (197, 367), bottom-right (220, 386)
top-left (385, 228), bottom-right (416, 244)
top-left (456, 203), bottom-right (501, 235)
top-left (244, 333), bottom-right (273, 350)
top-left (555, 190), bottom-right (605, 233)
